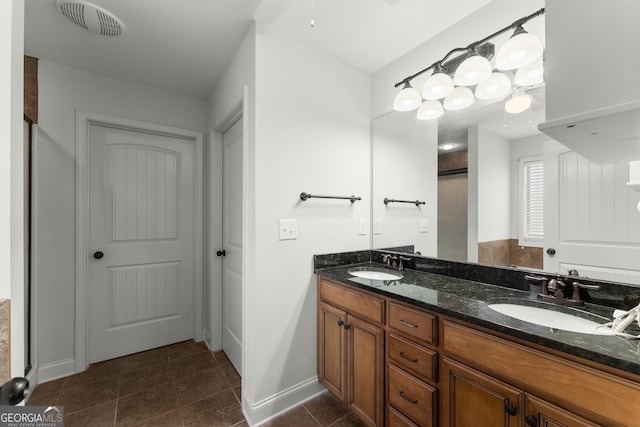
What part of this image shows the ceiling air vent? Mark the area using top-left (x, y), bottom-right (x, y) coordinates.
top-left (56, 0), bottom-right (125, 36)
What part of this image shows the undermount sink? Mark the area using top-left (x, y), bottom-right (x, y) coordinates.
top-left (348, 267), bottom-right (403, 281)
top-left (487, 300), bottom-right (614, 335)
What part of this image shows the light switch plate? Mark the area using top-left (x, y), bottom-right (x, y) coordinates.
top-left (420, 218), bottom-right (430, 233)
top-left (279, 219), bottom-right (298, 240)
top-left (374, 218), bottom-right (382, 235)
top-left (358, 218), bottom-right (368, 235)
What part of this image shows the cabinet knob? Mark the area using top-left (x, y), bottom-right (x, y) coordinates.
top-left (216, 249), bottom-right (226, 257)
top-left (344, 324), bottom-right (351, 330)
top-left (525, 415), bottom-right (538, 427)
top-left (505, 404), bottom-right (517, 416)
top-left (546, 248), bottom-right (556, 256)
top-left (93, 251), bottom-right (104, 259)
top-left (337, 320), bottom-right (344, 327)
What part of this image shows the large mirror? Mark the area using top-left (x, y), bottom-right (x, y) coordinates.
top-left (371, 3), bottom-right (640, 285)
top-left (372, 88), bottom-right (546, 270)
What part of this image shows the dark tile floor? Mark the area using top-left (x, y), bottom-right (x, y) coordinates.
top-left (27, 340), bottom-right (364, 427)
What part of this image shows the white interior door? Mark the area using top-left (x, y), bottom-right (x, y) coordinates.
top-left (222, 117), bottom-right (243, 374)
top-left (88, 124), bottom-right (195, 363)
top-left (544, 139), bottom-right (640, 284)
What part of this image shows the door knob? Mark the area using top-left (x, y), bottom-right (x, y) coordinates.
top-left (93, 251), bottom-right (104, 259)
top-left (216, 249), bottom-right (226, 257)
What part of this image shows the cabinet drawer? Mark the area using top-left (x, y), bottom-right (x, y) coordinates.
top-left (319, 279), bottom-right (384, 324)
top-left (388, 406), bottom-right (419, 427)
top-left (388, 302), bottom-right (436, 345)
top-left (388, 333), bottom-right (437, 383)
top-left (388, 364), bottom-right (436, 427)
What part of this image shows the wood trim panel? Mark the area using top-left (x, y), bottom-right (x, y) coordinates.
top-left (388, 406), bottom-right (420, 427)
top-left (443, 320), bottom-right (639, 426)
top-left (24, 56), bottom-right (38, 123)
top-left (319, 278), bottom-right (385, 324)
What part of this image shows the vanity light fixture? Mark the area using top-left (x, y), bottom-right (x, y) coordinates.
top-left (393, 82), bottom-right (422, 111)
top-left (495, 25), bottom-right (544, 70)
top-left (417, 100), bottom-right (444, 120)
top-left (514, 57), bottom-right (544, 86)
top-left (421, 65), bottom-right (454, 100)
top-left (475, 72), bottom-right (512, 100)
top-left (443, 86), bottom-right (475, 111)
top-left (453, 54), bottom-right (492, 86)
top-left (392, 8), bottom-right (545, 119)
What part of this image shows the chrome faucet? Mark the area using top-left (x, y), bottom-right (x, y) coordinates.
top-left (382, 254), bottom-right (398, 269)
top-left (398, 256), bottom-right (411, 272)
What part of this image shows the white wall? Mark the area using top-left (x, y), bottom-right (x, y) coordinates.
top-left (225, 23), bottom-right (369, 423)
top-left (36, 61), bottom-right (207, 374)
top-left (476, 127), bottom-right (511, 243)
top-left (371, 0), bottom-right (544, 118)
top-left (205, 22), bottom-right (370, 424)
top-left (0, 0), bottom-right (25, 377)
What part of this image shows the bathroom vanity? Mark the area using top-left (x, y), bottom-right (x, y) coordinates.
top-left (315, 251), bottom-right (640, 427)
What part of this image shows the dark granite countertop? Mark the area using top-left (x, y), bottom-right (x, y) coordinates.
top-left (316, 261), bottom-right (640, 377)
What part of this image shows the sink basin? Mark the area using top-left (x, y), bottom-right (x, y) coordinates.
top-left (487, 301), bottom-right (614, 335)
top-left (348, 267), bottom-right (403, 281)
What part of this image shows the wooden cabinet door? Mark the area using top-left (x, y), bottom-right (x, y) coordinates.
top-left (524, 394), bottom-right (600, 427)
top-left (442, 357), bottom-right (522, 427)
top-left (318, 302), bottom-right (347, 401)
top-left (347, 314), bottom-right (384, 427)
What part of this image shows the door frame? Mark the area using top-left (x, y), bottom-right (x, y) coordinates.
top-left (75, 110), bottom-right (204, 372)
top-left (208, 100), bottom-right (243, 350)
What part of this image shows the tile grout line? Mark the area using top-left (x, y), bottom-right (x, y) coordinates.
top-left (303, 405), bottom-right (324, 427)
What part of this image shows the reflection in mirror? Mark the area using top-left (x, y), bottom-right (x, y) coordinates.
top-left (372, 1), bottom-right (640, 285)
top-left (371, 112), bottom-right (437, 257)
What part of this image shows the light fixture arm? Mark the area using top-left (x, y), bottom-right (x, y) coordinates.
top-left (393, 7), bottom-right (545, 88)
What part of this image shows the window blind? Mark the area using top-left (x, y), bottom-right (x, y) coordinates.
top-left (523, 160), bottom-right (544, 241)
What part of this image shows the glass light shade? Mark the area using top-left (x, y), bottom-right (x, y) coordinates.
top-left (443, 87), bottom-right (475, 111)
top-left (393, 85), bottom-right (422, 111)
top-left (421, 73), bottom-right (454, 100)
top-left (416, 100), bottom-right (444, 120)
top-left (496, 29), bottom-right (543, 70)
top-left (514, 58), bottom-right (544, 86)
top-left (505, 94), bottom-right (531, 114)
top-left (453, 55), bottom-right (492, 86)
top-left (475, 72), bottom-right (511, 100)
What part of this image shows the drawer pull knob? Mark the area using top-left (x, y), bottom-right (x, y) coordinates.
top-left (399, 320), bottom-right (418, 328)
top-left (399, 391), bottom-right (418, 404)
top-left (399, 352), bottom-right (418, 363)
top-left (505, 404), bottom-right (517, 416)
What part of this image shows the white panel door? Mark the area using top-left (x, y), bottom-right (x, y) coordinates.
top-left (89, 124), bottom-right (195, 363)
top-left (544, 140), bottom-right (640, 284)
top-left (222, 118), bottom-right (243, 374)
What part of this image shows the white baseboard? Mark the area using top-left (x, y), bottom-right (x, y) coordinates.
top-left (243, 377), bottom-right (326, 426)
top-left (37, 358), bottom-right (75, 384)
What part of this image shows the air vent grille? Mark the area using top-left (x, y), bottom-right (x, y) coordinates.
top-left (58, 2), bottom-right (89, 31)
top-left (56, 0), bottom-right (124, 36)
